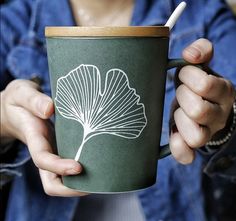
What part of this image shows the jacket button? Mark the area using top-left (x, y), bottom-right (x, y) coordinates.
top-left (215, 157), bottom-right (233, 170)
top-left (30, 76), bottom-right (43, 85)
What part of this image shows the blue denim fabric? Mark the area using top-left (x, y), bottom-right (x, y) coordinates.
top-left (1, 0), bottom-right (236, 220)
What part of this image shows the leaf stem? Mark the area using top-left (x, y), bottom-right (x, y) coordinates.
top-left (74, 134), bottom-right (87, 161)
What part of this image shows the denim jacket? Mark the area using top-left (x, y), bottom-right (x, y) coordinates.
top-left (1, 0), bottom-right (236, 221)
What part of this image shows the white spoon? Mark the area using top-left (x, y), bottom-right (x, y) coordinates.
top-left (165, 1), bottom-right (187, 30)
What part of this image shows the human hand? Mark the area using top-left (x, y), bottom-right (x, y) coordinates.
top-left (169, 38), bottom-right (235, 164)
top-left (0, 80), bottom-right (87, 196)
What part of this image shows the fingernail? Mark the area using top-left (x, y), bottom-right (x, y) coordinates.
top-left (185, 46), bottom-right (201, 60)
top-left (38, 99), bottom-right (51, 116)
top-left (43, 101), bottom-right (52, 116)
top-left (67, 165), bottom-right (82, 175)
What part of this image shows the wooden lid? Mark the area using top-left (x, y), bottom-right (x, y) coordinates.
top-left (45, 26), bottom-right (169, 37)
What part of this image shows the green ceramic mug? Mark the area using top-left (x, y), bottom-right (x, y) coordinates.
top-left (45, 26), bottom-right (192, 193)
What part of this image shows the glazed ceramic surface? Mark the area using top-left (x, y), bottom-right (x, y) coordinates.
top-left (46, 27), bottom-right (169, 193)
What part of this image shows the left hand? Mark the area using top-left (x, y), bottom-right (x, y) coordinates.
top-left (169, 38), bottom-right (235, 164)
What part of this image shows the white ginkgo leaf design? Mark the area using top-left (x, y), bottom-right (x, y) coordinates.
top-left (55, 64), bottom-right (147, 161)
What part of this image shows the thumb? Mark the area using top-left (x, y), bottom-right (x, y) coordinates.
top-left (182, 38), bottom-right (213, 64)
top-left (8, 80), bottom-right (54, 119)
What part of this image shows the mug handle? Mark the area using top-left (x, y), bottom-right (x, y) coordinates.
top-left (159, 58), bottom-right (207, 159)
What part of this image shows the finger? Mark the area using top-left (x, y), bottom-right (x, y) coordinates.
top-left (169, 127), bottom-right (195, 164)
top-left (174, 108), bottom-right (211, 148)
top-left (182, 38), bottom-right (213, 63)
top-left (39, 169), bottom-right (88, 197)
top-left (25, 127), bottom-right (82, 176)
top-left (178, 65), bottom-right (235, 105)
top-left (8, 80), bottom-right (54, 119)
top-left (176, 84), bottom-right (223, 127)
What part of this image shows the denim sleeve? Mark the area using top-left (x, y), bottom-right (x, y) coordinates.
top-left (0, 0), bottom-right (32, 186)
top-left (0, 0), bottom-right (32, 90)
top-left (201, 0), bottom-right (236, 181)
top-left (0, 143), bottom-right (31, 187)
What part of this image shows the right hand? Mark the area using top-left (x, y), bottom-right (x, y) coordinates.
top-left (1, 79), bottom-right (87, 196)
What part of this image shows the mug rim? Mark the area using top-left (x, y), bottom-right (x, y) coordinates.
top-left (45, 26), bottom-right (169, 37)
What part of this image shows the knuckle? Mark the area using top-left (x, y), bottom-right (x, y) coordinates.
top-left (197, 74), bottom-right (214, 95)
top-left (27, 93), bottom-right (39, 107)
top-left (224, 79), bottom-right (235, 101)
top-left (7, 79), bottom-right (28, 91)
top-left (3, 80), bottom-right (29, 105)
top-left (31, 152), bottom-right (47, 170)
top-left (6, 80), bottom-right (21, 89)
top-left (189, 106), bottom-right (202, 120)
top-left (60, 167), bottom-right (69, 176)
top-left (34, 154), bottom-right (69, 176)
top-left (11, 80), bottom-right (25, 93)
top-left (189, 101), bottom-right (209, 121)
top-left (7, 79), bottom-right (39, 91)
top-left (189, 127), bottom-right (210, 148)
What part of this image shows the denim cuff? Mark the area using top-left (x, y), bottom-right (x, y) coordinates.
top-left (200, 130), bottom-right (236, 182)
top-left (0, 142), bottom-right (31, 187)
